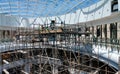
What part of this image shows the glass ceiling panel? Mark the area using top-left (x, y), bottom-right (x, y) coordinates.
top-left (0, 0), bottom-right (100, 17)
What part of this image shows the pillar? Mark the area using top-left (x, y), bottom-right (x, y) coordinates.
top-left (94, 25), bottom-right (97, 37)
top-left (117, 22), bottom-right (120, 39)
top-left (107, 24), bottom-right (110, 39)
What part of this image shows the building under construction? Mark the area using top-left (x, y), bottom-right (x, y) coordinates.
top-left (0, 0), bottom-right (120, 74)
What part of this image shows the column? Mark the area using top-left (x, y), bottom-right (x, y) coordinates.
top-left (107, 24), bottom-right (110, 39)
top-left (94, 26), bottom-right (97, 37)
top-left (117, 22), bottom-right (120, 39)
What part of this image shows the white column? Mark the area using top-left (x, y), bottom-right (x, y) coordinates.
top-left (118, 0), bottom-right (120, 11)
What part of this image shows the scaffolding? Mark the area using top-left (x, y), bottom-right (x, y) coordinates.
top-left (0, 0), bottom-right (119, 74)
top-left (0, 22), bottom-right (119, 74)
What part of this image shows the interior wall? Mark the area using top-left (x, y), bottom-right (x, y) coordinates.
top-left (26, 0), bottom-right (120, 27)
top-left (118, 0), bottom-right (120, 11)
top-left (0, 14), bottom-right (20, 27)
top-left (0, 0), bottom-right (119, 28)
top-left (92, 22), bottom-right (120, 40)
top-left (35, 0), bottom-right (112, 25)
top-left (82, 0), bottom-right (111, 22)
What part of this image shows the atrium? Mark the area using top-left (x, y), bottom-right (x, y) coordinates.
top-left (0, 0), bottom-right (120, 74)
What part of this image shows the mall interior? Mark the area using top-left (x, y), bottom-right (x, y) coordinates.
top-left (0, 0), bottom-right (120, 74)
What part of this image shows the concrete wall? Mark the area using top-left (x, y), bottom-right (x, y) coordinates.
top-left (0, 14), bottom-right (32, 28)
top-left (33, 0), bottom-right (113, 25)
top-left (118, 0), bottom-right (120, 11)
top-left (39, 0), bottom-right (111, 24)
top-left (0, 14), bottom-right (20, 27)
top-left (81, 0), bottom-right (111, 22)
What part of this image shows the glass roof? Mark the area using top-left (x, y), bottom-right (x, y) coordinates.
top-left (0, 0), bottom-right (100, 17)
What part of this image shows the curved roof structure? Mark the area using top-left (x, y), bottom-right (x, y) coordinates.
top-left (0, 0), bottom-right (100, 17)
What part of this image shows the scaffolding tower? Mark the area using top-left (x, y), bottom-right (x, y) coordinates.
top-left (0, 22), bottom-right (119, 74)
